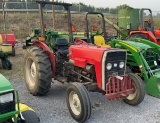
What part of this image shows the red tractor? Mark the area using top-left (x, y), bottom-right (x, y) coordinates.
top-left (24, 1), bottom-right (145, 122)
top-left (129, 8), bottom-right (160, 45)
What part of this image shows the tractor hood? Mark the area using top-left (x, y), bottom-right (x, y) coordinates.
top-left (120, 41), bottom-right (151, 51)
top-left (69, 45), bottom-right (126, 89)
top-left (69, 45), bottom-right (123, 68)
top-left (0, 74), bottom-right (13, 94)
top-left (69, 45), bottom-right (111, 64)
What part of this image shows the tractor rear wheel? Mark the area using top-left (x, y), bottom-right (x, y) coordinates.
top-left (66, 82), bottom-right (91, 123)
top-left (21, 110), bottom-right (40, 123)
top-left (123, 73), bottom-right (145, 106)
top-left (24, 46), bottom-right (52, 96)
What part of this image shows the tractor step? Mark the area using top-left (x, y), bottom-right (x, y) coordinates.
top-left (106, 76), bottom-right (134, 100)
top-left (84, 82), bottom-right (98, 91)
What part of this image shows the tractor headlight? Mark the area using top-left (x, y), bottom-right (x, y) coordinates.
top-left (106, 63), bottom-right (112, 70)
top-left (119, 62), bottom-right (125, 68)
top-left (0, 93), bottom-right (14, 104)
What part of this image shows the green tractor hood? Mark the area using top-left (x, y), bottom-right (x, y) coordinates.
top-left (0, 74), bottom-right (14, 93)
top-left (119, 40), bottom-right (152, 51)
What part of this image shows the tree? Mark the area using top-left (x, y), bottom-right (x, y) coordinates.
top-left (0, 1), bottom-right (131, 14)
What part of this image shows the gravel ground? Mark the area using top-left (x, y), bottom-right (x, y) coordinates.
top-left (0, 48), bottom-right (160, 123)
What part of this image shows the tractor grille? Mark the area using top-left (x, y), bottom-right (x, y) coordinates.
top-left (105, 51), bottom-right (126, 81)
top-left (102, 50), bottom-right (127, 90)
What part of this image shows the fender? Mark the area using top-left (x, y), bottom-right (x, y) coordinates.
top-left (154, 29), bottom-right (160, 37)
top-left (33, 41), bottom-right (56, 77)
top-left (16, 103), bottom-right (34, 113)
top-left (130, 31), bottom-right (157, 44)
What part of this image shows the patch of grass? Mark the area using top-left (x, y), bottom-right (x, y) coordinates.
top-left (154, 18), bottom-right (160, 29)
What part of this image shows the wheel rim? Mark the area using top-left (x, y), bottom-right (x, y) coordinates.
top-left (26, 58), bottom-right (37, 88)
top-left (127, 83), bottom-right (137, 100)
top-left (69, 91), bottom-right (81, 116)
top-left (31, 62), bottom-right (36, 79)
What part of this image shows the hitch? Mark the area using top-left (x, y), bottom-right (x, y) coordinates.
top-left (106, 76), bottom-right (134, 100)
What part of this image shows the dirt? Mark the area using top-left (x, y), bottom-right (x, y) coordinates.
top-left (0, 48), bottom-right (24, 80)
top-left (0, 13), bottom-right (117, 40)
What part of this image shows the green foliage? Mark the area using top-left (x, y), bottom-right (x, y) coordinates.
top-left (0, 1), bottom-right (130, 14)
top-left (116, 4), bottom-right (131, 10)
top-left (63, 14), bottom-right (67, 19)
top-left (154, 18), bottom-right (160, 29)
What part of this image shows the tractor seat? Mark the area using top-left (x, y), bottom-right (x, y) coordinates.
top-left (55, 38), bottom-right (69, 55)
top-left (94, 35), bottom-right (111, 48)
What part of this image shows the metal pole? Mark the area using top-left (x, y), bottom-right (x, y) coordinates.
top-left (79, 3), bottom-right (80, 12)
top-left (52, 0), bottom-right (55, 30)
top-left (25, 0), bottom-right (28, 14)
top-left (85, 13), bottom-right (89, 43)
top-left (67, 7), bottom-right (73, 42)
top-left (38, 3), bottom-right (45, 38)
top-left (2, 0), bottom-right (7, 42)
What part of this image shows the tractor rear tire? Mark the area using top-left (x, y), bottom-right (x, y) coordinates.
top-left (21, 110), bottom-right (40, 123)
top-left (66, 82), bottom-right (91, 123)
top-left (24, 46), bottom-right (52, 96)
top-left (123, 73), bottom-right (145, 106)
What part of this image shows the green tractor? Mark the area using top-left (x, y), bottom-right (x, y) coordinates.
top-left (0, 35), bottom-right (12, 70)
top-left (111, 38), bottom-right (160, 98)
top-left (24, 28), bottom-right (69, 50)
top-left (0, 74), bottom-right (40, 123)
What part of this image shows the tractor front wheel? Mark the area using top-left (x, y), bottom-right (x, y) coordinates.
top-left (24, 46), bottom-right (52, 96)
top-left (12, 46), bottom-right (16, 56)
top-left (2, 59), bottom-right (12, 70)
top-left (21, 110), bottom-right (40, 123)
top-left (66, 82), bottom-right (91, 123)
top-left (123, 73), bottom-right (145, 106)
